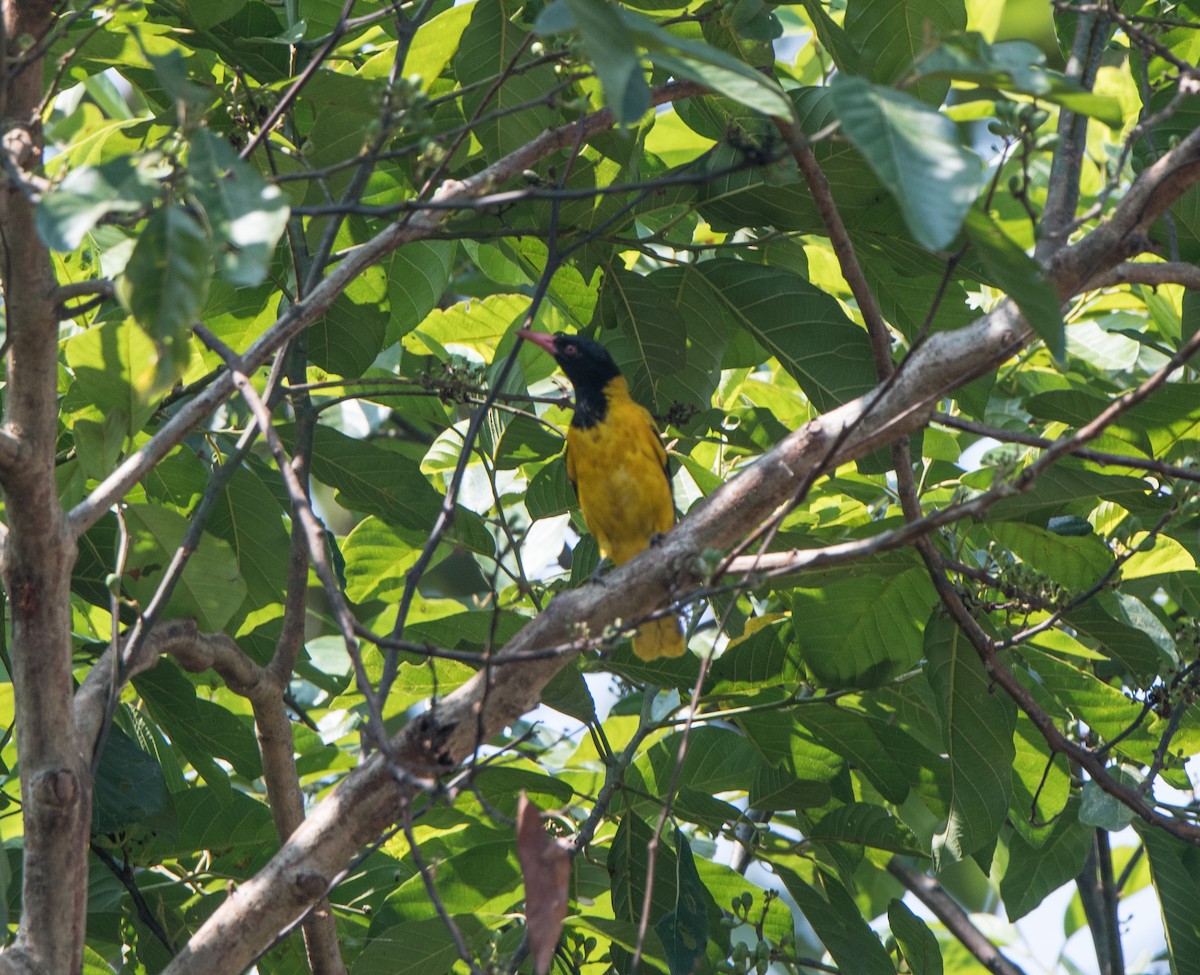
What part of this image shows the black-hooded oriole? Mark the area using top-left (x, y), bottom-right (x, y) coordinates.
top-left (517, 329), bottom-right (685, 660)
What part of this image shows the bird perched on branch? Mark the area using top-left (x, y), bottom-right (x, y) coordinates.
top-left (517, 328), bottom-right (685, 660)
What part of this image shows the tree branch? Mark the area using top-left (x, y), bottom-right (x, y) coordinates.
top-left (888, 858), bottom-right (1028, 975)
top-left (0, 3), bottom-right (90, 971)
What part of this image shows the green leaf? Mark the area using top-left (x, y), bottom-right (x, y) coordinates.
top-left (310, 263), bottom-right (390, 377)
top-left (375, 824), bottom-right (520, 921)
top-left (888, 899), bottom-right (944, 975)
top-left (386, 242), bottom-right (457, 340)
top-left (37, 157), bottom-right (164, 251)
top-left (559, 0), bottom-right (650, 124)
top-left (118, 204), bottom-right (212, 374)
top-left (140, 787), bottom-right (276, 858)
top-left (634, 727), bottom-right (759, 798)
top-left (123, 504), bottom-right (248, 632)
top-left (844, 0), bottom-right (967, 103)
top-left (541, 661), bottom-right (597, 723)
top-left (526, 457), bottom-right (574, 520)
top-left (1010, 713), bottom-right (1072, 846)
top-left (1000, 802), bottom-right (1091, 920)
top-left (829, 74), bottom-right (983, 250)
top-left (188, 129), bottom-right (289, 287)
top-left (352, 916), bottom-right (486, 975)
top-left (793, 569), bottom-right (935, 688)
top-left (773, 865), bottom-right (894, 975)
top-left (397, 3), bottom-right (476, 90)
top-left (64, 320), bottom-right (161, 433)
top-left (600, 264), bottom-right (738, 413)
top-left (808, 803), bottom-right (923, 855)
top-left (963, 210), bottom-right (1064, 360)
top-left (93, 724), bottom-right (169, 836)
top-left (133, 660), bottom-right (263, 791)
top-left (1079, 773), bottom-right (1139, 831)
top-left (1019, 646), bottom-right (1150, 751)
top-left (697, 260), bottom-right (878, 412)
top-left (655, 830), bottom-right (709, 975)
top-left (985, 521), bottom-right (1111, 591)
top-left (538, 0), bottom-right (793, 123)
top-left (916, 35), bottom-right (1124, 128)
top-left (306, 425), bottom-right (495, 557)
top-left (1136, 823), bottom-right (1200, 975)
top-left (1066, 598), bottom-right (1167, 679)
top-left (796, 706), bottom-right (943, 806)
top-left (925, 614), bottom-right (1015, 867)
top-left (708, 618), bottom-right (802, 691)
top-left (205, 464), bottom-right (290, 616)
top-left (341, 517), bottom-right (422, 603)
top-left (610, 812), bottom-right (681, 930)
top-left (456, 0), bottom-right (558, 159)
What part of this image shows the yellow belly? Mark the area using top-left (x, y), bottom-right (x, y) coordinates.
top-left (566, 398), bottom-right (673, 566)
top-left (563, 388), bottom-right (686, 660)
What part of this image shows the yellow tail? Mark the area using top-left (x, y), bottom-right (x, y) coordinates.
top-left (632, 614), bottom-right (686, 661)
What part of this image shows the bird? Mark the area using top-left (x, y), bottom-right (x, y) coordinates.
top-left (516, 328), bottom-right (686, 660)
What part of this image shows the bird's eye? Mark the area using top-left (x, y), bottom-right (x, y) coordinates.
top-left (562, 343), bottom-right (580, 358)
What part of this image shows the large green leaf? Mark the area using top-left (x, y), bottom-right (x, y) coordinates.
top-left (1000, 802), bottom-right (1091, 921)
top-left (655, 830), bottom-right (708, 975)
top-left (536, 0), bottom-right (793, 124)
top-left (633, 727), bottom-right (760, 798)
top-left (794, 569), bottom-right (935, 688)
top-left (117, 204), bottom-right (213, 372)
top-left (93, 725), bottom-right (169, 837)
top-left (829, 74), bottom-right (983, 250)
top-left (1066, 598), bottom-right (1169, 680)
top-left (697, 260), bottom-right (878, 412)
top-left (984, 521), bottom-right (1112, 591)
top-left (187, 129), bottom-right (289, 287)
top-left (925, 615), bottom-right (1015, 867)
top-left (37, 157), bottom-right (165, 251)
top-left (309, 261), bottom-right (390, 377)
top-left (888, 899), bottom-right (944, 975)
top-left (456, 0), bottom-right (559, 159)
top-left (386, 242), bottom-right (457, 340)
top-left (916, 34), bottom-right (1124, 127)
top-left (352, 916), bottom-right (486, 975)
top-left (133, 660), bottom-right (263, 792)
top-left (1136, 824), bottom-right (1200, 975)
top-left (123, 504), bottom-right (248, 633)
top-left (305, 424), bottom-right (495, 557)
top-left (64, 319), bottom-right (161, 433)
top-left (773, 865), bottom-right (895, 975)
top-left (844, 0), bottom-right (967, 103)
top-left (205, 464), bottom-right (290, 617)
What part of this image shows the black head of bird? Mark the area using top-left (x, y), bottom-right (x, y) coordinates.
top-left (516, 329), bottom-right (622, 426)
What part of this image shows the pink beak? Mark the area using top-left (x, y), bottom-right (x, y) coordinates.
top-left (515, 329), bottom-right (557, 356)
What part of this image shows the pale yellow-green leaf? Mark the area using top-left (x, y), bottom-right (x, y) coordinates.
top-left (1122, 533), bottom-right (1195, 580)
top-left (404, 293), bottom-right (528, 359)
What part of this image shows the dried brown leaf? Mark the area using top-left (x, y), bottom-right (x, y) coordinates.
top-left (516, 792), bottom-right (570, 975)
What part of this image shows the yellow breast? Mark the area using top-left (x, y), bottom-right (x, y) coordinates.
top-left (564, 379), bottom-right (673, 566)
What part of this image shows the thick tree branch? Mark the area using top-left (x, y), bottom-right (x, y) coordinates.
top-left (0, 3), bottom-right (90, 972)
